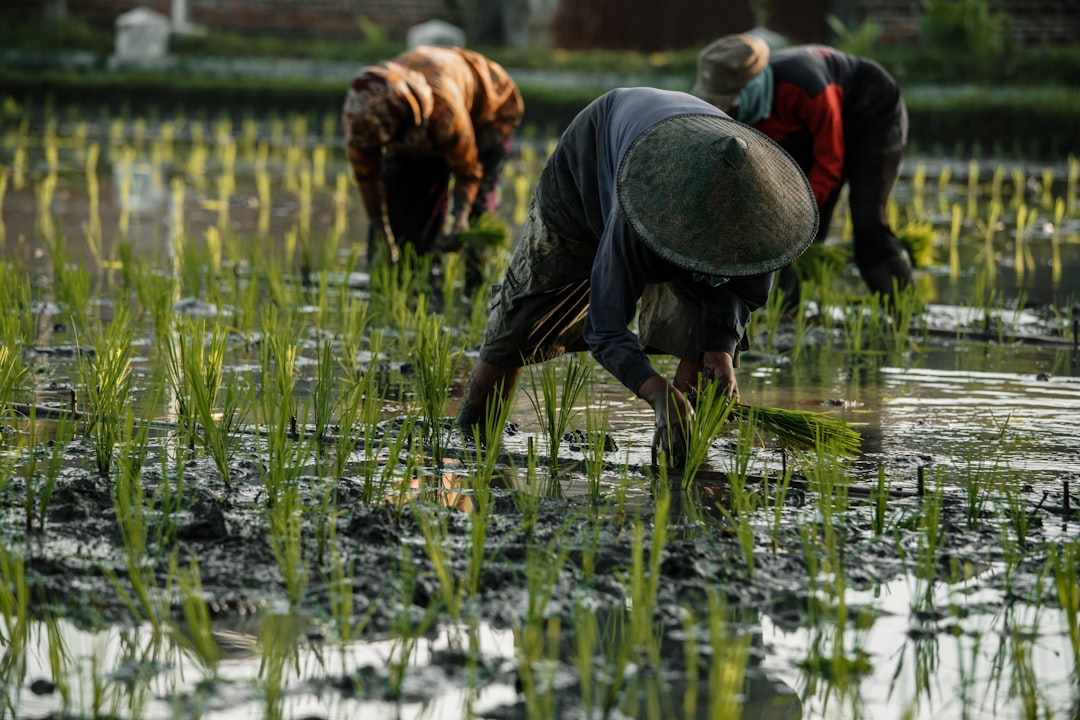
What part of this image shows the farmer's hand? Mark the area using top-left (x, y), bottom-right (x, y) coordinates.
top-left (370, 225), bottom-right (400, 264)
top-left (702, 351), bottom-right (739, 401)
top-left (434, 231), bottom-right (463, 253)
top-left (638, 374), bottom-right (693, 468)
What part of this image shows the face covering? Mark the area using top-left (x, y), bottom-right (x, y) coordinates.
top-left (734, 66), bottom-right (773, 126)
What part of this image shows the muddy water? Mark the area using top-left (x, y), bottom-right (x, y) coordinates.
top-left (2, 125), bottom-right (1080, 720)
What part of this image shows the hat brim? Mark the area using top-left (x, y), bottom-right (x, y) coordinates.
top-left (617, 114), bottom-right (818, 278)
top-left (690, 81), bottom-right (737, 112)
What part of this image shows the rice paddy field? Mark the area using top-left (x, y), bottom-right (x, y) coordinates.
top-left (0, 106), bottom-right (1079, 720)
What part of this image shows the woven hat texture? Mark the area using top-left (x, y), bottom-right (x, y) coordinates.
top-left (617, 113), bottom-right (817, 277)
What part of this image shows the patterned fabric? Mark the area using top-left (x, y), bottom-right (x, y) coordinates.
top-left (341, 46), bottom-right (524, 254)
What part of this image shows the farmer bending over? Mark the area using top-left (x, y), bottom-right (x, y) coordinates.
top-left (692, 34), bottom-right (913, 302)
top-left (456, 87), bottom-right (818, 468)
top-left (342, 45), bottom-right (524, 292)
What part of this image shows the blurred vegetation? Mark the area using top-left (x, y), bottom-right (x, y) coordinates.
top-left (1, 8), bottom-right (1079, 159)
top-left (2, 15), bottom-right (1079, 86)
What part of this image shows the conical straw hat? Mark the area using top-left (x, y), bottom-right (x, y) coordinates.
top-left (617, 113), bottom-right (817, 277)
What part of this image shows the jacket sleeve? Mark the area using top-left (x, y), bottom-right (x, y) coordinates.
top-left (698, 273), bottom-right (773, 356)
top-left (780, 81), bottom-right (845, 207)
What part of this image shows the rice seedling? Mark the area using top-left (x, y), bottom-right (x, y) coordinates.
top-left (515, 534), bottom-right (572, 717)
top-left (627, 493), bottom-right (669, 666)
top-left (106, 399), bottom-right (172, 630)
top-left (162, 318), bottom-right (248, 485)
top-left (173, 556), bottom-right (220, 679)
top-left (77, 303), bottom-right (135, 476)
top-left (20, 408), bottom-right (69, 534)
top-left (1050, 541), bottom-right (1080, 677)
top-left (525, 353), bottom-right (589, 478)
top-left (581, 376), bottom-right (611, 502)
top-left (681, 379), bottom-right (736, 483)
top-left (713, 408), bottom-right (762, 579)
top-left (385, 547), bottom-right (440, 699)
top-left (896, 219), bottom-right (937, 269)
top-left (871, 466), bottom-right (890, 536)
top-left (705, 591), bottom-right (752, 720)
top-left (257, 611), bottom-right (306, 720)
top-left (731, 402), bottom-right (861, 458)
top-left (912, 472), bottom-right (947, 612)
top-left (756, 281), bottom-right (788, 353)
top-left (412, 300), bottom-right (464, 463)
top-left (46, 229), bottom-right (92, 338)
top-left (0, 539), bottom-right (31, 678)
top-left (267, 485), bottom-right (308, 610)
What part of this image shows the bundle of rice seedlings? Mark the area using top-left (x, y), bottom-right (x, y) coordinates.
top-left (896, 220), bottom-right (937, 268)
top-left (790, 241), bottom-right (851, 280)
top-left (459, 213), bottom-right (511, 249)
top-left (731, 402), bottom-right (861, 457)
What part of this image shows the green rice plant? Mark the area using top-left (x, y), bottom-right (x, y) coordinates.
top-left (572, 594), bottom-right (600, 717)
top-left (525, 353), bottom-right (589, 478)
top-left (106, 400), bottom-right (171, 630)
top-left (0, 261), bottom-right (35, 351)
top-left (0, 540), bottom-right (30, 697)
top-left (841, 299), bottom-right (871, 356)
top-left (731, 402), bottom-right (861, 458)
top-left (912, 472), bottom-right (947, 612)
top-left (0, 166), bottom-right (7, 244)
top-left (46, 229), bottom-right (92, 338)
top-left (886, 280), bottom-right (922, 353)
top-left (627, 493), bottom-right (669, 665)
top-left (682, 379), bottom-right (736, 483)
top-left (368, 245), bottom-right (430, 331)
top-left (416, 503), bottom-right (470, 636)
top-left (871, 465), bottom-right (890, 536)
top-left (257, 611), bottom-right (306, 720)
top-left (997, 468), bottom-right (1031, 548)
top-left (581, 375), bottom-right (610, 502)
top-left (412, 300), bottom-right (465, 462)
top-left (516, 534), bottom-right (571, 716)
top-left (1051, 197), bottom-right (1065, 285)
top-left (20, 409), bottom-right (69, 534)
top-left (1050, 541), bottom-right (1080, 677)
top-left (162, 319), bottom-right (248, 485)
top-left (386, 547), bottom-right (440, 699)
top-left (310, 338), bottom-right (338, 448)
top-left (77, 303), bottom-right (135, 476)
top-left (705, 591), bottom-right (752, 719)
top-left (948, 202), bottom-right (963, 281)
top-left (266, 485), bottom-right (308, 610)
top-left (118, 244), bottom-right (176, 342)
top-left (756, 281), bottom-right (788, 353)
top-left (714, 408), bottom-right (761, 579)
top-left (173, 556), bottom-right (220, 679)
top-left (257, 311), bottom-right (312, 503)
top-left (459, 212), bottom-right (510, 250)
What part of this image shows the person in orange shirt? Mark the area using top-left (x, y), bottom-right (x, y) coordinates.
top-left (692, 34), bottom-right (913, 302)
top-left (342, 45), bottom-right (524, 292)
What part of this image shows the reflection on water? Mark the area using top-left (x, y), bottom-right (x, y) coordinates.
top-left (3, 119), bottom-right (1080, 720)
top-left (762, 572), bottom-right (1079, 720)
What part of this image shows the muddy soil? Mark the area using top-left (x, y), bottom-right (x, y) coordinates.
top-left (4, 416), bottom-right (1073, 718)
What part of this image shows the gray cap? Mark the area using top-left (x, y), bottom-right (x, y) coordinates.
top-left (617, 113), bottom-right (818, 277)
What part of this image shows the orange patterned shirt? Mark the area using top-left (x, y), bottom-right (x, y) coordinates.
top-left (342, 46), bottom-right (524, 240)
